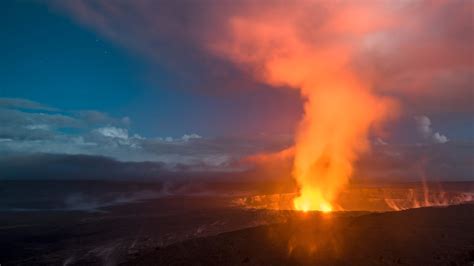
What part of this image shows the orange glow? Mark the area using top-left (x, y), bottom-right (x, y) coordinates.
top-left (210, 2), bottom-right (397, 212)
top-left (384, 183), bottom-right (474, 211)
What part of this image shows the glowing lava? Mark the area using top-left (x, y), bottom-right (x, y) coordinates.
top-left (294, 187), bottom-right (332, 213)
top-left (290, 71), bottom-right (393, 212)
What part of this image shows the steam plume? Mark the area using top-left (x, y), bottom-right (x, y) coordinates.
top-left (209, 1), bottom-right (397, 211)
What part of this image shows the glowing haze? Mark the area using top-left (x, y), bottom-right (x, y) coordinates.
top-left (57, 0), bottom-right (473, 211)
top-left (209, 2), bottom-right (398, 211)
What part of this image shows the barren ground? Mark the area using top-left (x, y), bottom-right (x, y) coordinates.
top-left (126, 204), bottom-right (474, 266)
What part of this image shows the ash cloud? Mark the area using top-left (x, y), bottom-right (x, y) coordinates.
top-left (56, 0), bottom-right (474, 114)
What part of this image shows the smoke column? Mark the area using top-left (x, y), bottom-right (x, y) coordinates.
top-left (210, 1), bottom-right (396, 211)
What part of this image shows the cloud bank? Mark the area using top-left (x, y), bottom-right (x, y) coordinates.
top-left (0, 97), bottom-right (471, 181)
top-left (0, 98), bottom-right (291, 173)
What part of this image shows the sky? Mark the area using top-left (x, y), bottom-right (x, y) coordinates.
top-left (0, 0), bottom-right (472, 183)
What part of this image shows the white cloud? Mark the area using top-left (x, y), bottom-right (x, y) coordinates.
top-left (432, 132), bottom-right (448, 144)
top-left (25, 124), bottom-right (50, 130)
top-left (414, 115), bottom-right (432, 138)
top-left (414, 115), bottom-right (449, 144)
top-left (181, 133), bottom-right (201, 141)
top-left (0, 98), bottom-right (292, 172)
top-left (0, 98), bottom-right (57, 111)
top-left (132, 134), bottom-right (145, 140)
top-left (95, 127), bottom-right (129, 139)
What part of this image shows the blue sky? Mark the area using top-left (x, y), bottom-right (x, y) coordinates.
top-left (1, 1), bottom-right (141, 113)
top-left (0, 1), bottom-right (303, 138)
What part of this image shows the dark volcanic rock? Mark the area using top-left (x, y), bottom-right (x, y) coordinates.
top-left (125, 204), bottom-right (474, 266)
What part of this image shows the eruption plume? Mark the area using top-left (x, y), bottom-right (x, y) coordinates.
top-left (59, 0), bottom-right (473, 211)
top-left (210, 2), bottom-right (396, 211)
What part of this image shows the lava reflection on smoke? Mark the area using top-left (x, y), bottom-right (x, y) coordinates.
top-left (207, 1), bottom-right (399, 213)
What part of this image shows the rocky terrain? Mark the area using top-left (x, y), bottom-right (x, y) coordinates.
top-left (126, 204), bottom-right (474, 266)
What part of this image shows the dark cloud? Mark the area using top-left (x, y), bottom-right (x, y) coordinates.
top-left (76, 110), bottom-right (130, 127)
top-left (1, 140), bottom-right (472, 182)
top-left (0, 153), bottom-right (166, 180)
top-left (0, 108), bottom-right (80, 141)
top-left (0, 98), bottom-right (57, 111)
top-left (355, 141), bottom-right (474, 182)
top-left (0, 153), bottom-right (297, 197)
